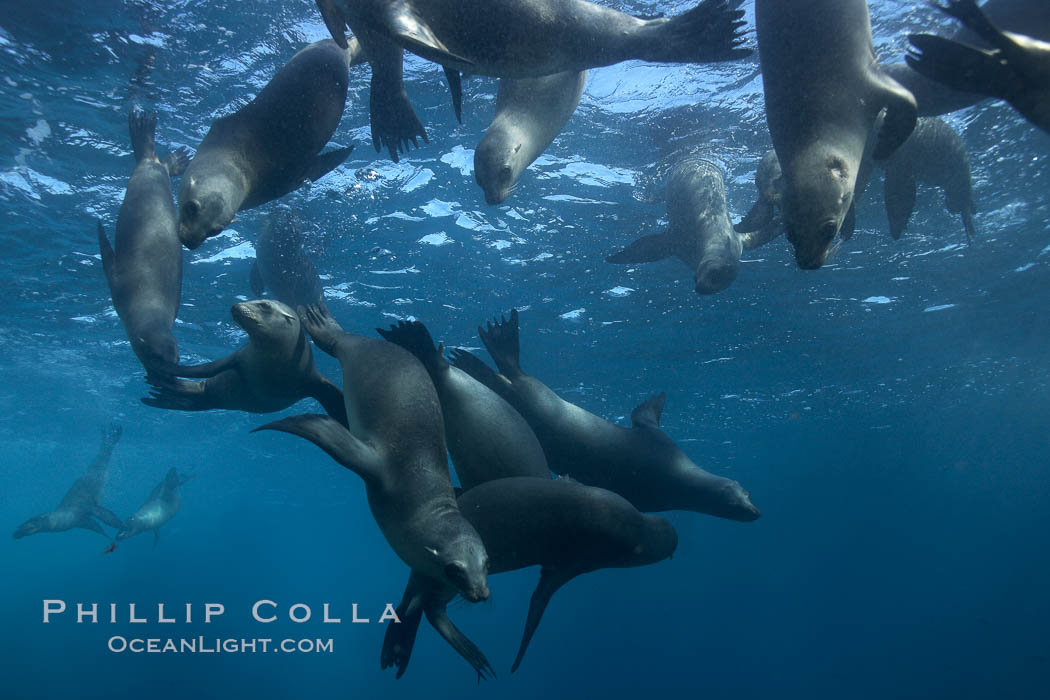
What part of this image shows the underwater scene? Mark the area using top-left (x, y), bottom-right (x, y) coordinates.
top-left (2, 0), bottom-right (1049, 698)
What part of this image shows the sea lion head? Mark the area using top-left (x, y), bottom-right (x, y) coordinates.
top-left (13, 514), bottom-right (49, 539)
top-left (474, 130), bottom-right (525, 205)
top-left (115, 516), bottom-right (144, 541)
top-left (629, 514), bottom-right (678, 565)
top-left (177, 172), bottom-right (239, 250)
top-left (422, 515), bottom-right (490, 603)
top-left (694, 256), bottom-right (739, 295)
top-left (712, 479), bottom-right (761, 522)
top-left (782, 147), bottom-right (854, 270)
top-left (230, 300), bottom-right (301, 346)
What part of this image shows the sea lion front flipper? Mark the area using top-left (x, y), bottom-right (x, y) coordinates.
top-left (316, 0), bottom-right (350, 49)
top-left (97, 221), bottom-right (115, 285)
top-left (381, 573), bottom-right (428, 679)
top-left (423, 602), bottom-right (495, 681)
top-left (961, 208), bottom-right (976, 245)
top-left (253, 414), bottom-right (386, 487)
top-left (298, 301), bottom-right (346, 357)
top-left (158, 353), bottom-right (239, 379)
top-left (477, 308), bottom-right (523, 378)
top-left (310, 376), bottom-right (349, 429)
top-left (734, 199), bottom-right (775, 234)
top-left (737, 220), bottom-right (783, 250)
top-left (163, 147), bottom-right (190, 178)
top-left (630, 392), bottom-right (666, 430)
top-left (606, 232), bottom-right (674, 264)
top-left (511, 567), bottom-right (573, 673)
top-left (92, 505), bottom-right (123, 530)
top-left (127, 107), bottom-right (157, 164)
top-left (383, 2), bottom-right (476, 71)
top-left (906, 35), bottom-right (1014, 101)
top-left (347, 36), bottom-right (368, 68)
top-left (79, 517), bottom-right (108, 537)
top-left (152, 528), bottom-right (160, 549)
top-left (840, 201), bottom-right (857, 242)
top-left (444, 67), bottom-right (462, 123)
top-left (870, 72), bottom-right (918, 161)
top-left (447, 349), bottom-right (512, 398)
top-left (883, 172), bottom-right (917, 240)
top-left (249, 260), bottom-right (265, 297)
top-left (301, 146), bottom-right (354, 186)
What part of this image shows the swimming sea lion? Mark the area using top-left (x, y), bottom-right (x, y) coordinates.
top-left (141, 300), bottom-right (347, 425)
top-left (734, 149), bottom-right (790, 248)
top-left (474, 70), bottom-right (586, 205)
top-left (249, 210), bottom-right (324, 309)
top-left (381, 476), bottom-right (677, 679)
top-left (376, 320), bottom-right (549, 491)
top-left (907, 0), bottom-right (1050, 135)
top-left (116, 467), bottom-right (193, 548)
top-left (13, 424), bottom-right (124, 539)
top-left (98, 109), bottom-right (188, 376)
top-left (449, 310), bottom-right (760, 521)
top-left (756, 0), bottom-right (918, 269)
top-left (607, 158), bottom-right (744, 295)
top-left (254, 302), bottom-right (489, 602)
top-left (177, 39), bottom-right (358, 249)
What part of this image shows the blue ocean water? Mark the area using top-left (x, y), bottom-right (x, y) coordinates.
top-left (1, 1), bottom-right (1049, 698)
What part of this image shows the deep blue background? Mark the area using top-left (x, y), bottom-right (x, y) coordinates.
top-left (1, 1), bottom-right (1048, 698)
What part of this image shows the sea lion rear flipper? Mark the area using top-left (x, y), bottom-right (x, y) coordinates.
top-left (423, 603), bottom-right (495, 681)
top-left (79, 518), bottom-right (108, 538)
top-left (164, 147), bottom-right (190, 178)
top-left (734, 200), bottom-right (775, 234)
top-left (477, 309), bottom-right (523, 378)
top-left (127, 108), bottom-right (157, 164)
top-left (447, 349), bottom-right (511, 398)
top-left (511, 567), bottom-right (573, 673)
top-left (870, 71), bottom-right (918, 161)
top-left (316, 0), bottom-right (350, 49)
top-left (97, 221), bottom-right (115, 285)
top-left (383, 4), bottom-right (476, 70)
top-left (381, 574), bottom-right (428, 679)
top-left (92, 505), bottom-right (123, 530)
top-left (606, 232), bottom-right (674, 264)
top-left (310, 376), bottom-right (350, 429)
top-left (141, 376), bottom-right (212, 411)
top-left (249, 260), bottom-right (265, 297)
top-left (252, 414), bottom-right (386, 487)
top-left (443, 67), bottom-right (462, 123)
top-left (152, 528), bottom-right (160, 549)
top-left (298, 301), bottom-right (345, 357)
top-left (906, 35), bottom-right (1013, 101)
top-left (301, 146), bottom-right (355, 186)
top-left (638, 0), bottom-right (751, 64)
top-left (376, 320), bottom-right (444, 372)
top-left (630, 392), bottom-right (666, 429)
top-left (883, 172), bottom-right (917, 240)
top-left (840, 201), bottom-right (857, 242)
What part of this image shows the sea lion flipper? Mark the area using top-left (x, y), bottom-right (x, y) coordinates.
top-left (870, 72), bottom-right (918, 161)
top-left (347, 36), bottom-right (368, 68)
top-left (97, 221), bottom-right (115, 284)
top-left (152, 528), bottom-right (160, 549)
top-left (92, 505), bottom-right (123, 530)
top-left (447, 349), bottom-right (509, 397)
top-left (477, 309), bottom-right (523, 378)
top-left (381, 574), bottom-right (428, 679)
top-left (376, 320), bottom-right (444, 372)
top-left (316, 0), bottom-right (350, 50)
top-left (884, 172), bottom-right (917, 240)
top-left (127, 107), bottom-right (157, 164)
top-left (734, 200), bottom-right (775, 234)
top-left (737, 220), bottom-right (783, 250)
top-left (162, 354), bottom-right (238, 379)
top-left (840, 201), bottom-right (857, 242)
top-left (301, 146), bottom-right (354, 186)
top-left (606, 232), bottom-right (674, 264)
top-left (79, 517), bottom-right (108, 537)
top-left (249, 260), bottom-right (266, 297)
top-left (962, 209), bottom-right (976, 246)
top-left (906, 35), bottom-right (1011, 101)
top-left (163, 147), bottom-right (190, 178)
top-left (630, 392), bottom-right (666, 430)
top-left (310, 377), bottom-right (350, 429)
top-left (383, 3), bottom-right (476, 70)
top-left (252, 414), bottom-right (385, 486)
top-left (638, 0), bottom-right (752, 64)
top-left (298, 301), bottom-right (345, 357)
top-left (423, 603), bottom-right (495, 681)
top-left (511, 568), bottom-right (572, 673)
top-left (141, 376), bottom-right (211, 411)
top-left (443, 67), bottom-right (462, 123)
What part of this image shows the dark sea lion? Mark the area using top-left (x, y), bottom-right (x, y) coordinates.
top-left (756, 0), bottom-right (918, 269)
top-left (376, 320), bottom-right (549, 491)
top-left (142, 300), bottom-right (347, 425)
top-left (177, 39), bottom-right (359, 250)
top-left (381, 476), bottom-right (677, 679)
top-left (254, 302), bottom-right (489, 602)
top-left (607, 158), bottom-right (743, 295)
top-left (13, 424), bottom-right (124, 539)
top-left (884, 0), bottom-right (1050, 117)
top-left (249, 210), bottom-right (324, 309)
top-left (474, 70), bottom-right (586, 205)
top-left (116, 468), bottom-right (193, 548)
top-left (907, 0), bottom-right (1050, 135)
top-left (449, 310), bottom-right (760, 521)
top-left (98, 109), bottom-right (188, 376)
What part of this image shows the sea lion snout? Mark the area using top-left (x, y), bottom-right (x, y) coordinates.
top-left (695, 259), bottom-right (739, 294)
top-left (721, 481), bottom-right (761, 522)
top-left (786, 220), bottom-right (836, 270)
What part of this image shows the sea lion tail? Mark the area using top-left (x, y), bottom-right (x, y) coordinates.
top-left (477, 309), bottom-right (523, 378)
top-left (639, 0), bottom-right (751, 64)
top-left (376, 319), bottom-right (444, 372)
top-left (127, 107), bottom-right (157, 164)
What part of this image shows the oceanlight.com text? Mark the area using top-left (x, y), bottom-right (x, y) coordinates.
top-left (107, 636), bottom-right (334, 654)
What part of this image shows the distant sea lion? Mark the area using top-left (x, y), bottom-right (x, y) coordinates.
top-left (98, 109), bottom-right (188, 376)
top-left (177, 39), bottom-right (358, 249)
top-left (376, 320), bottom-right (549, 491)
top-left (607, 158), bottom-right (744, 295)
top-left (255, 302), bottom-right (489, 602)
top-left (381, 477), bottom-right (677, 679)
top-left (13, 424), bottom-right (124, 539)
top-left (756, 0), bottom-right (917, 269)
top-left (908, 0), bottom-right (1050, 135)
top-left (142, 300), bottom-right (347, 425)
top-left (116, 468), bottom-right (193, 548)
top-left (884, 0), bottom-right (1050, 117)
top-left (474, 71), bottom-right (586, 205)
top-left (450, 310), bottom-right (760, 521)
top-left (249, 210), bottom-right (324, 308)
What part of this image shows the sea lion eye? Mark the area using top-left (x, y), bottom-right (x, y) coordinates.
top-left (182, 200), bottom-right (200, 220)
top-left (499, 166), bottom-right (512, 182)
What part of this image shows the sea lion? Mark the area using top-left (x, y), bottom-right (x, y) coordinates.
top-left (474, 70), bottom-right (586, 205)
top-left (141, 300), bottom-right (347, 425)
top-left (177, 39), bottom-right (358, 250)
top-left (13, 424), bottom-right (124, 539)
top-left (449, 310), bottom-right (760, 521)
top-left (254, 302), bottom-right (489, 602)
top-left (376, 320), bottom-right (549, 491)
top-left (884, 0), bottom-right (1050, 117)
top-left (381, 477), bottom-right (677, 679)
top-left (907, 0), bottom-right (1050, 135)
top-left (249, 210), bottom-right (324, 309)
top-left (116, 468), bottom-right (193, 548)
top-left (734, 149), bottom-right (790, 247)
top-left (607, 158), bottom-right (744, 295)
top-left (756, 0), bottom-right (917, 269)
top-left (98, 109), bottom-right (188, 377)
